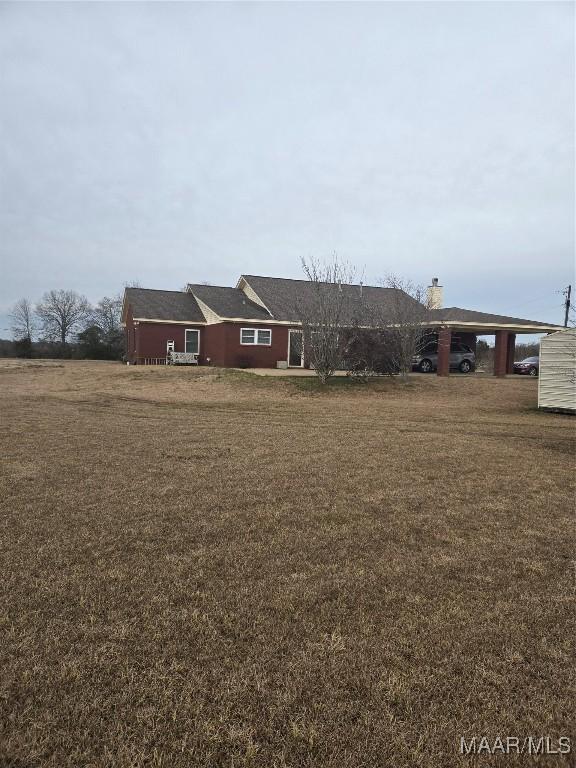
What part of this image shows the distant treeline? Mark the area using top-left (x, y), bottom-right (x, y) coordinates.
top-left (475, 339), bottom-right (540, 372)
top-left (6, 289), bottom-right (126, 360)
top-left (0, 337), bottom-right (124, 360)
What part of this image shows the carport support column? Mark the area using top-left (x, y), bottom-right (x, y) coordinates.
top-left (437, 327), bottom-right (451, 377)
top-left (494, 330), bottom-right (509, 377)
top-left (506, 333), bottom-right (516, 375)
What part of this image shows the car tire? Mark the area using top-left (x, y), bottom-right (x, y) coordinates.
top-left (528, 367), bottom-right (538, 377)
top-left (419, 359), bottom-right (433, 373)
top-left (459, 360), bottom-right (472, 373)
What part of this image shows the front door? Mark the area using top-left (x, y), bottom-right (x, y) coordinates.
top-left (288, 330), bottom-right (304, 367)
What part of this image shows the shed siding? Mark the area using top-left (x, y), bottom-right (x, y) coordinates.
top-left (538, 329), bottom-right (576, 413)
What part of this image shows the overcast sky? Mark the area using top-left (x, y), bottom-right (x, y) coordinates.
top-left (0, 1), bottom-right (574, 335)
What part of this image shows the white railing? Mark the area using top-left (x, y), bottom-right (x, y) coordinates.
top-left (134, 357), bottom-right (168, 366)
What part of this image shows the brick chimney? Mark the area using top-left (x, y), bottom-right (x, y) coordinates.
top-left (427, 277), bottom-right (443, 309)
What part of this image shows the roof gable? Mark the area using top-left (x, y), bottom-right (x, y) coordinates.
top-left (186, 284), bottom-right (271, 321)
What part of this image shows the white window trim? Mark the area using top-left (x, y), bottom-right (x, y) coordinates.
top-left (185, 328), bottom-right (200, 354)
top-left (240, 327), bottom-right (272, 346)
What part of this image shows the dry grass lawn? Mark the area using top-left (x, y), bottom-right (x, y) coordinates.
top-left (0, 360), bottom-right (574, 767)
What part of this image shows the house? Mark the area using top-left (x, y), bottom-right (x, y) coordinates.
top-left (122, 275), bottom-right (563, 376)
top-left (538, 328), bottom-right (576, 413)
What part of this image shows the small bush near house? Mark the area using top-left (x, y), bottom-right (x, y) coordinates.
top-left (341, 328), bottom-right (398, 376)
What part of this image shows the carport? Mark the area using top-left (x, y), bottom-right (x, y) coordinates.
top-left (426, 308), bottom-right (563, 377)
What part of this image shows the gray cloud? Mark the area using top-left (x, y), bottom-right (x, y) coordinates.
top-left (0, 1), bottom-right (573, 333)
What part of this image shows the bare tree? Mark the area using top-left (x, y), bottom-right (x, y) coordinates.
top-left (475, 339), bottom-right (493, 373)
top-left (85, 295), bottom-right (125, 358)
top-left (367, 275), bottom-right (431, 381)
top-left (10, 298), bottom-right (37, 341)
top-left (296, 257), bottom-right (358, 384)
top-left (36, 289), bottom-right (91, 345)
top-left (92, 295), bottom-right (123, 337)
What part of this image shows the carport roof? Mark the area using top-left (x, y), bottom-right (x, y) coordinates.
top-left (428, 307), bottom-right (563, 333)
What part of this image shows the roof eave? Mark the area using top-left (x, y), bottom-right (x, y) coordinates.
top-left (132, 318), bottom-right (207, 325)
top-left (426, 320), bottom-right (563, 333)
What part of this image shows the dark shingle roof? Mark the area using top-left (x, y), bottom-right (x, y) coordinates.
top-left (124, 288), bottom-right (205, 322)
top-left (429, 307), bottom-right (561, 328)
top-left (239, 275), bottom-right (421, 324)
top-left (187, 284), bottom-right (271, 320)
top-left (125, 281), bottom-right (562, 331)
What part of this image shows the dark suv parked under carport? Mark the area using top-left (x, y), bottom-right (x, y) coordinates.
top-left (412, 341), bottom-right (476, 373)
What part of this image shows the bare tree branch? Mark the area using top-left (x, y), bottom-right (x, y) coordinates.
top-left (9, 298), bottom-right (37, 341)
top-left (92, 295), bottom-right (123, 338)
top-left (373, 275), bottom-right (432, 380)
top-left (36, 290), bottom-right (91, 345)
top-left (296, 256), bottom-right (358, 384)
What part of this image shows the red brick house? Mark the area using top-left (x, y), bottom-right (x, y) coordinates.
top-left (122, 275), bottom-right (562, 376)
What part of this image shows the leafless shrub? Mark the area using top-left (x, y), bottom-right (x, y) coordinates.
top-left (297, 257), bottom-right (358, 384)
top-left (341, 327), bottom-right (398, 378)
top-left (297, 265), bottom-right (433, 382)
top-left (365, 275), bottom-right (432, 381)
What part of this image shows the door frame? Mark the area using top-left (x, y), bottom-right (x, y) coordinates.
top-left (287, 329), bottom-right (304, 367)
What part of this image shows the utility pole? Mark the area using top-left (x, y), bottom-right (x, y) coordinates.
top-left (563, 285), bottom-right (572, 327)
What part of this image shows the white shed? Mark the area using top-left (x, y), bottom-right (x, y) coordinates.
top-left (538, 328), bottom-right (576, 414)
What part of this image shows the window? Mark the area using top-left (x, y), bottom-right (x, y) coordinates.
top-left (185, 329), bottom-right (200, 354)
top-left (257, 329), bottom-right (271, 345)
top-left (241, 329), bottom-right (255, 345)
top-left (240, 328), bottom-right (272, 345)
